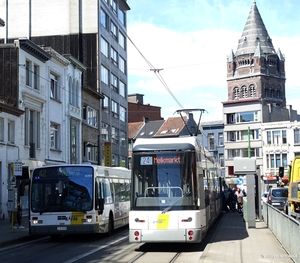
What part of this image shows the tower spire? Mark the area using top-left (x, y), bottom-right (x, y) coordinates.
top-left (235, 1), bottom-right (275, 56)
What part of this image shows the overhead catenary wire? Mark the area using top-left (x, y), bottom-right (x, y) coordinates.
top-left (126, 33), bottom-right (184, 109)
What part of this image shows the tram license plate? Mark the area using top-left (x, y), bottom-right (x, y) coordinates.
top-left (57, 227), bottom-right (67, 231)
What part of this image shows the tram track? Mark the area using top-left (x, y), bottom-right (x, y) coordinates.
top-left (128, 251), bottom-right (189, 263)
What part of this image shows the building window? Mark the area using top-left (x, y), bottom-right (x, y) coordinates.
top-left (100, 9), bottom-right (108, 29)
top-left (7, 120), bottom-right (15, 144)
top-left (208, 133), bottom-right (215, 150)
top-left (87, 144), bottom-right (97, 163)
top-left (111, 100), bottom-right (118, 118)
top-left (233, 87), bottom-right (239, 100)
top-left (120, 105), bottom-right (126, 122)
top-left (111, 127), bottom-right (119, 144)
top-left (101, 122), bottom-right (109, 141)
top-left (120, 130), bottom-right (126, 147)
top-left (83, 106), bottom-right (98, 128)
top-left (109, 0), bottom-right (117, 14)
top-left (101, 65), bottom-right (109, 85)
top-left (0, 117), bottom-right (4, 142)
top-left (294, 129), bottom-right (300, 144)
top-left (110, 21), bottom-right (117, 40)
top-left (26, 60), bottom-right (32, 87)
top-left (102, 96), bottom-right (109, 112)
top-left (69, 77), bottom-right (79, 107)
top-left (112, 154), bottom-right (119, 167)
top-left (25, 108), bottom-right (40, 158)
top-left (218, 132), bottom-right (223, 146)
top-left (111, 73), bottom-right (118, 92)
top-left (119, 56), bottom-right (125, 73)
top-left (33, 64), bottom-right (40, 90)
top-left (111, 47), bottom-right (118, 66)
top-left (118, 31), bottom-right (125, 49)
top-left (249, 84), bottom-right (256, 97)
top-left (119, 80), bottom-right (125, 97)
top-left (50, 73), bottom-right (60, 100)
top-left (50, 122), bottom-right (59, 150)
top-left (101, 37), bottom-right (109, 57)
top-left (267, 153), bottom-right (288, 169)
top-left (70, 118), bottom-right (78, 164)
top-left (267, 131), bottom-right (272, 144)
top-left (219, 153), bottom-right (224, 167)
top-left (282, 130), bottom-right (287, 144)
top-left (241, 86), bottom-right (247, 98)
top-left (118, 9), bottom-right (125, 26)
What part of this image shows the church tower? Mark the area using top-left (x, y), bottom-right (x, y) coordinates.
top-left (226, 0), bottom-right (286, 108)
top-left (223, 1), bottom-right (299, 179)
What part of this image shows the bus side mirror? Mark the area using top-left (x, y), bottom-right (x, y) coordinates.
top-left (98, 198), bottom-right (104, 215)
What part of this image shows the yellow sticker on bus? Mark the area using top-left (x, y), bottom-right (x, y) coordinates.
top-left (70, 211), bottom-right (85, 225)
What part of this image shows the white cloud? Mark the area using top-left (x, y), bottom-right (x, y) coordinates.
top-left (127, 2), bottom-right (300, 121)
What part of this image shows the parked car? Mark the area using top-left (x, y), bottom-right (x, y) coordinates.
top-left (267, 187), bottom-right (288, 211)
top-left (261, 192), bottom-right (268, 206)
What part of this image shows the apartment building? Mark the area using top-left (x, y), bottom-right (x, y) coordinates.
top-left (0, 0), bottom-right (130, 167)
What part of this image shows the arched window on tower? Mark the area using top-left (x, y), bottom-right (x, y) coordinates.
top-left (249, 85), bottom-right (256, 97)
top-left (265, 88), bottom-right (269, 98)
top-left (276, 89), bottom-right (281, 99)
top-left (271, 89), bottom-right (275, 98)
top-left (233, 87), bottom-right (239, 100)
top-left (241, 86), bottom-right (248, 98)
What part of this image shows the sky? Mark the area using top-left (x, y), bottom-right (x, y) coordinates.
top-left (126, 0), bottom-right (300, 122)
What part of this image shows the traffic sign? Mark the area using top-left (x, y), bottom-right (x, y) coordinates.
top-left (236, 177), bottom-right (244, 185)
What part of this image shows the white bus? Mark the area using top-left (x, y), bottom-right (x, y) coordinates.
top-left (129, 136), bottom-right (222, 243)
top-left (29, 164), bottom-right (130, 238)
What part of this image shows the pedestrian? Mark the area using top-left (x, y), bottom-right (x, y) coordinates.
top-left (236, 188), bottom-right (244, 213)
top-left (14, 203), bottom-right (25, 229)
top-left (228, 189), bottom-right (236, 212)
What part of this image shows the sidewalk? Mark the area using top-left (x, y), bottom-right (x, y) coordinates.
top-left (199, 211), bottom-right (294, 263)
top-left (0, 215), bottom-right (35, 248)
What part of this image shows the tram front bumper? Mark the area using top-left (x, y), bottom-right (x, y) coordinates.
top-left (129, 229), bottom-right (202, 243)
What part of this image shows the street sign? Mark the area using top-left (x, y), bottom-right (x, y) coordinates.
top-left (14, 159), bottom-right (22, 176)
top-left (236, 177), bottom-right (244, 185)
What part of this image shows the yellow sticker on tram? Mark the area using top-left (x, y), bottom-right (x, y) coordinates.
top-left (70, 211), bottom-right (85, 225)
top-left (156, 214), bottom-right (170, 229)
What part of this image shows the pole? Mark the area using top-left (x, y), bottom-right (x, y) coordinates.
top-left (97, 134), bottom-right (101, 165)
top-left (248, 126), bottom-right (251, 158)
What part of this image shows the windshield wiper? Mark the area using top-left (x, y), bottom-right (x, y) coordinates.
top-left (161, 192), bottom-right (191, 214)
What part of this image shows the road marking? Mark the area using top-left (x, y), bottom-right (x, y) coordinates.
top-left (63, 235), bottom-right (128, 263)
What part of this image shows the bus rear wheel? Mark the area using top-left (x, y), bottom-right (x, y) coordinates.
top-left (106, 214), bottom-right (114, 237)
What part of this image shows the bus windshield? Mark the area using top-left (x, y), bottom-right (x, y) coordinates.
top-left (31, 166), bottom-right (93, 213)
top-left (131, 151), bottom-right (198, 211)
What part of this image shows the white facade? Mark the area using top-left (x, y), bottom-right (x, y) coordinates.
top-left (0, 39), bottom-right (84, 219)
top-left (261, 121), bottom-right (300, 177)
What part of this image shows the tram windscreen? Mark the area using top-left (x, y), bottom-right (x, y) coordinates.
top-left (131, 152), bottom-right (198, 210)
top-left (31, 166), bottom-right (93, 213)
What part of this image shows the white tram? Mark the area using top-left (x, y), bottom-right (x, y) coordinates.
top-left (129, 136), bottom-right (222, 243)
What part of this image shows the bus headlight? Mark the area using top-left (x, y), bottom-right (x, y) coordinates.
top-left (32, 217), bottom-right (39, 224)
